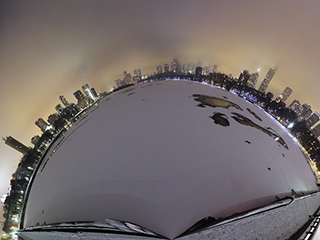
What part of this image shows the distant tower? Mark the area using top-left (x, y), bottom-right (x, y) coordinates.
top-left (238, 70), bottom-right (250, 85)
top-left (73, 90), bottom-right (87, 108)
top-left (305, 112), bottom-right (320, 129)
top-left (278, 87), bottom-right (293, 102)
top-left (137, 69), bottom-right (142, 78)
top-left (73, 90), bottom-right (85, 102)
top-left (134, 69), bottom-right (138, 77)
top-left (258, 64), bottom-right (278, 92)
top-left (47, 113), bottom-right (59, 125)
top-left (247, 70), bottom-right (260, 88)
top-left (171, 59), bottom-right (181, 73)
top-left (91, 88), bottom-right (98, 98)
top-left (301, 104), bottom-right (312, 120)
top-left (82, 84), bottom-right (96, 102)
top-left (35, 118), bottom-right (50, 132)
top-left (55, 104), bottom-right (64, 114)
top-left (59, 96), bottom-right (70, 108)
top-left (4, 136), bottom-right (30, 155)
top-left (311, 124), bottom-right (320, 138)
top-left (195, 67), bottom-right (202, 78)
top-left (164, 64), bottom-right (169, 73)
top-left (31, 135), bottom-right (41, 146)
top-left (212, 65), bottom-right (218, 73)
top-left (157, 65), bottom-right (162, 74)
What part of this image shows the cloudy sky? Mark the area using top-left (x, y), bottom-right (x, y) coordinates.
top-left (1, 0), bottom-right (320, 234)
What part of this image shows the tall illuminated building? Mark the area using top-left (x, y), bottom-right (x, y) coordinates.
top-left (164, 64), bottom-right (169, 73)
top-left (73, 90), bottom-right (88, 109)
top-left (82, 84), bottom-right (96, 103)
top-left (157, 65), bottom-right (162, 74)
top-left (238, 70), bottom-right (250, 85)
top-left (171, 58), bottom-right (181, 73)
top-left (258, 64), bottom-right (278, 92)
top-left (35, 118), bottom-right (50, 132)
top-left (59, 96), bottom-right (70, 107)
top-left (279, 87), bottom-right (293, 102)
top-left (305, 112), bottom-right (320, 129)
top-left (247, 70), bottom-right (259, 88)
top-left (137, 69), bottom-right (142, 78)
top-left (4, 136), bottom-right (30, 155)
top-left (311, 124), bottom-right (320, 138)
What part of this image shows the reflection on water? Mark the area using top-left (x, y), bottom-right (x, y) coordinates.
top-left (210, 113), bottom-right (230, 127)
top-left (193, 94), bottom-right (288, 150)
top-left (193, 94), bottom-right (243, 111)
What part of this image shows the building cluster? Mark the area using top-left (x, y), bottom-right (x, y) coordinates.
top-left (2, 59), bottom-right (320, 237)
top-left (1, 83), bottom-right (108, 235)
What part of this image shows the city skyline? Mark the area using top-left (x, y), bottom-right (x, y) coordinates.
top-left (2, 0), bottom-right (320, 236)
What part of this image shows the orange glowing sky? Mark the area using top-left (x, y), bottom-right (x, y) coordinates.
top-left (1, 0), bottom-right (320, 233)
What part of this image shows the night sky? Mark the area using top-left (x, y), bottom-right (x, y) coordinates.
top-left (1, 0), bottom-right (320, 233)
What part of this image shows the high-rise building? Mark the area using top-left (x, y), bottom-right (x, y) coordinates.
top-left (258, 64), bottom-right (278, 92)
top-left (55, 104), bottom-right (64, 114)
top-left (288, 100), bottom-right (312, 120)
top-left (171, 58), bottom-right (181, 73)
top-left (91, 88), bottom-right (98, 98)
top-left (187, 62), bottom-right (195, 74)
top-left (301, 104), bottom-right (312, 120)
top-left (47, 113), bottom-right (59, 126)
top-left (74, 90), bottom-right (88, 109)
top-left (246, 70), bottom-right (259, 88)
top-left (203, 66), bottom-right (209, 75)
top-left (35, 118), bottom-right (50, 132)
top-left (31, 135), bottom-right (40, 146)
top-left (82, 84), bottom-right (96, 103)
top-left (305, 112), bottom-right (320, 129)
top-left (4, 136), bottom-right (30, 155)
top-left (238, 70), bottom-right (250, 85)
top-left (157, 65), bottom-right (162, 74)
top-left (212, 65), bottom-right (218, 73)
top-left (59, 96), bottom-right (70, 107)
top-left (164, 64), bottom-right (169, 73)
top-left (311, 124), bottom-right (320, 138)
top-left (288, 99), bottom-right (301, 112)
top-left (278, 87), bottom-right (293, 102)
top-left (195, 67), bottom-right (202, 78)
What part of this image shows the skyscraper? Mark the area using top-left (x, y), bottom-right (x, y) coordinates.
top-left (73, 90), bottom-right (88, 109)
top-left (246, 70), bottom-right (259, 88)
top-left (258, 64), bottom-right (278, 92)
top-left (59, 96), bottom-right (70, 108)
top-left (55, 104), bottom-right (64, 114)
top-left (281, 87), bottom-right (293, 102)
top-left (35, 118), bottom-right (50, 132)
top-left (157, 65), bottom-right (162, 74)
top-left (238, 70), bottom-right (250, 85)
top-left (4, 136), bottom-right (30, 155)
top-left (82, 84), bottom-right (96, 103)
top-left (305, 112), bottom-right (320, 129)
top-left (195, 67), bottom-right (202, 78)
top-left (171, 58), bottom-right (181, 73)
top-left (164, 64), bottom-right (169, 73)
top-left (311, 124), bottom-right (320, 138)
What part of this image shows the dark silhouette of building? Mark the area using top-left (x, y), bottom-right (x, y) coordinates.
top-left (4, 136), bottom-right (30, 155)
top-left (35, 118), bottom-right (50, 132)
